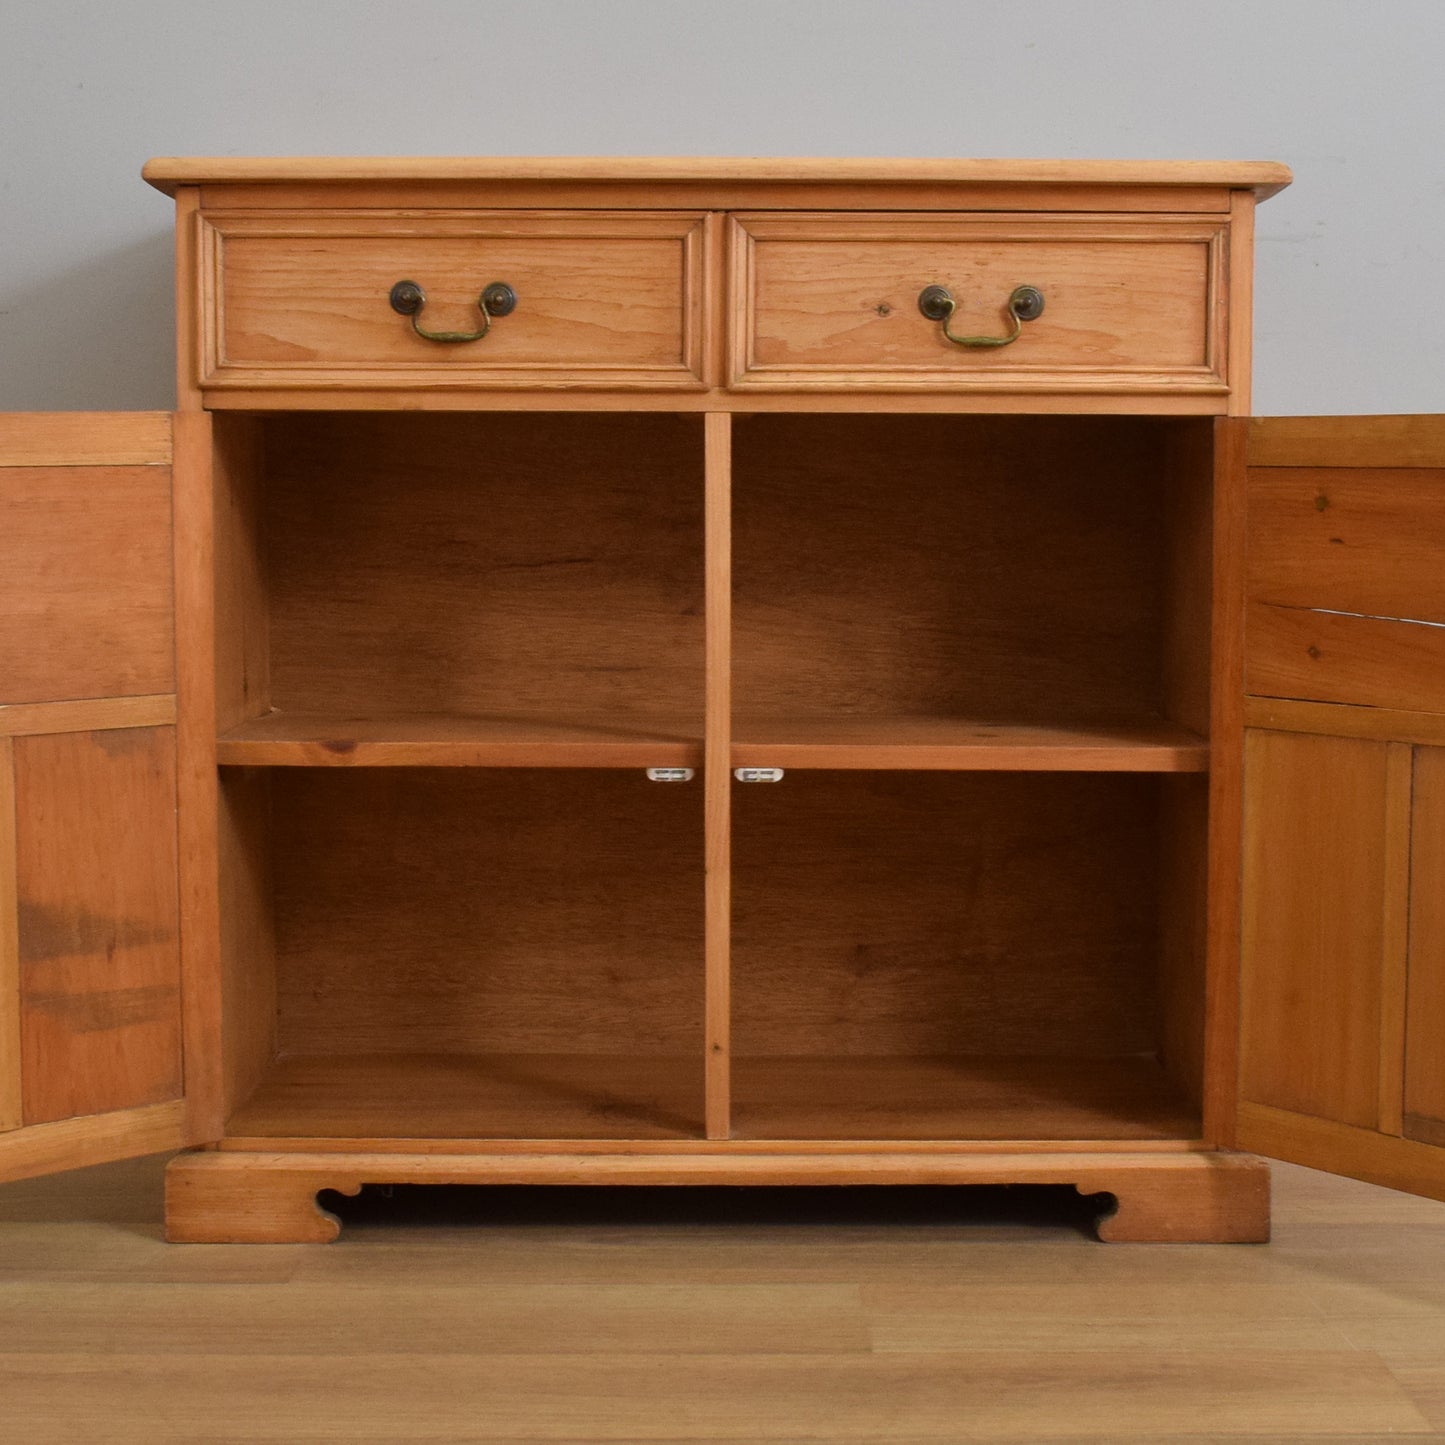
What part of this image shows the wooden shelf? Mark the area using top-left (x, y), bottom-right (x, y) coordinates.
top-left (731, 716), bottom-right (1210, 772)
top-left (217, 711), bottom-right (703, 768)
top-left (732, 1056), bottom-right (1201, 1142)
top-left (226, 1053), bottom-right (703, 1140)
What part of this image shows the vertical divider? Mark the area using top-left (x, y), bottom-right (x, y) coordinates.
top-left (0, 736), bottom-right (21, 1132)
top-left (704, 411), bottom-right (732, 1140)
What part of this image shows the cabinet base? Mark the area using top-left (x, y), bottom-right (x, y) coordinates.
top-left (164, 1148), bottom-right (1270, 1244)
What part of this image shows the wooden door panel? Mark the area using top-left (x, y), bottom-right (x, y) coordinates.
top-left (1240, 730), bottom-right (1392, 1130)
top-left (15, 727), bottom-right (182, 1124)
top-left (1237, 414), bottom-right (1445, 1203)
top-left (1406, 746), bottom-right (1445, 1147)
top-left (0, 413), bottom-right (191, 1183)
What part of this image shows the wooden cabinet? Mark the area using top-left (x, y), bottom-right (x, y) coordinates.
top-left (5, 157), bottom-right (1445, 1244)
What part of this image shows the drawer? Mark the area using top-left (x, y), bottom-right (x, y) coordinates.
top-left (729, 213), bottom-right (1229, 395)
top-left (197, 212), bottom-right (710, 391)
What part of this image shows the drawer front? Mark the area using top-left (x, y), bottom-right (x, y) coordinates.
top-left (198, 212), bottom-right (710, 391)
top-left (729, 213), bottom-right (1229, 395)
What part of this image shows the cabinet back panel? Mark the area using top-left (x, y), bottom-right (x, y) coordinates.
top-left (733, 415), bottom-right (1174, 722)
top-left (268, 770), bottom-right (703, 1057)
top-left (256, 413), bottom-right (704, 718)
top-left (732, 771), bottom-right (1162, 1057)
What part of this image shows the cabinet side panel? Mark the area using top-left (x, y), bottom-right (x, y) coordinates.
top-left (0, 739), bottom-right (19, 1132)
top-left (0, 464), bottom-right (174, 704)
top-left (1406, 746), bottom-right (1445, 1146)
top-left (14, 728), bottom-right (183, 1124)
top-left (1240, 730), bottom-right (1387, 1128)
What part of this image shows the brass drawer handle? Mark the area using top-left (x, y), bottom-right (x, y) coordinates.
top-left (918, 284), bottom-right (1044, 349)
top-left (388, 280), bottom-right (517, 343)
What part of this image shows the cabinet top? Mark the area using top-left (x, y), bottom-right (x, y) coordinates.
top-left (141, 155), bottom-right (1293, 200)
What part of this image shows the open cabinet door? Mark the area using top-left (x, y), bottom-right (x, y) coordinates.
top-left (1235, 415), bottom-right (1445, 1202)
top-left (0, 412), bottom-right (199, 1183)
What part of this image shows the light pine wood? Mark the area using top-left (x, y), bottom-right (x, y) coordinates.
top-left (163, 1147), bottom-right (1268, 1244)
top-left (202, 384), bottom-right (1238, 415)
top-left (0, 738), bottom-right (18, 1133)
top-left (0, 412), bottom-right (171, 466)
top-left (1405, 746), bottom-right (1445, 1146)
top-left (1238, 1102), bottom-right (1445, 1205)
top-left (730, 1056), bottom-right (1200, 1143)
top-left (1379, 742), bottom-right (1415, 1138)
top-left (1248, 464), bottom-right (1445, 624)
top-left (704, 413), bottom-right (731, 1141)
top-left (173, 187), bottom-right (202, 409)
top-left (0, 695), bottom-right (176, 738)
top-left (142, 154), bottom-right (1294, 194)
top-left (1240, 730), bottom-right (1390, 1130)
top-left (1203, 417), bottom-right (1248, 1146)
top-left (263, 769), bottom-right (703, 1062)
top-left (201, 212), bottom-right (709, 392)
top-left (733, 415), bottom-right (1190, 725)
top-left (171, 410), bottom-right (223, 1142)
top-left (210, 414), bottom-right (268, 732)
top-left (216, 768), bottom-right (276, 1124)
top-left (1246, 695), bottom-right (1445, 743)
top-left (730, 716), bottom-right (1208, 771)
top-left (250, 413), bottom-right (704, 722)
top-left (0, 460), bottom-right (174, 704)
top-left (217, 711), bottom-right (703, 768)
top-left (227, 1053), bottom-right (703, 1141)
top-left (732, 771), bottom-right (1168, 1060)
top-left (1248, 412), bottom-right (1445, 468)
top-left (1225, 191), bottom-right (1256, 414)
top-left (0, 1101), bottom-right (186, 1185)
top-left (1247, 598), bottom-right (1445, 713)
top-left (14, 728), bottom-right (183, 1125)
top-left (731, 213), bottom-right (1228, 395)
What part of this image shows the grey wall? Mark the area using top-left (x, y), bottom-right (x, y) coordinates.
top-left (2, 0), bottom-right (1441, 415)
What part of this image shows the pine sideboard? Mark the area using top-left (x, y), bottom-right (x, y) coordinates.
top-left (4, 157), bottom-right (1445, 1243)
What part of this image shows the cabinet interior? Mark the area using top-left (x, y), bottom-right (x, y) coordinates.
top-left (213, 410), bottom-right (1213, 1144)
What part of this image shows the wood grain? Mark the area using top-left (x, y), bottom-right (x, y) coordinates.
top-left (171, 411), bottom-right (223, 1142)
top-left (0, 412), bottom-right (171, 467)
top-left (258, 413), bottom-right (704, 721)
top-left (0, 1100), bottom-right (186, 1186)
top-left (731, 214), bottom-right (1227, 394)
top-left (704, 413), bottom-right (731, 1140)
top-left (1247, 599), bottom-right (1445, 713)
top-left (0, 739), bottom-right (18, 1133)
top-left (1379, 742), bottom-right (1414, 1137)
top-left (1240, 730), bottom-right (1388, 1130)
top-left (1245, 695), bottom-right (1445, 744)
top-left (732, 771), bottom-right (1165, 1060)
top-left (1248, 413), bottom-right (1445, 468)
top-left (730, 1056), bottom-right (1199, 1142)
top-left (144, 153), bottom-right (1295, 194)
top-left (227, 1053), bottom-right (702, 1141)
top-left (733, 414), bottom-right (1183, 725)
top-left (203, 212), bottom-right (708, 391)
top-left (1248, 465), bottom-right (1445, 623)
top-left (0, 462), bottom-right (174, 704)
top-left (0, 696), bottom-right (176, 738)
top-left (1202, 416), bottom-right (1247, 1146)
top-left (13, 729), bottom-right (183, 1126)
top-left (1405, 746), bottom-right (1445, 1145)
top-left (266, 769), bottom-right (703, 1061)
top-left (164, 1147), bottom-right (1269, 1244)
top-left (1225, 191), bottom-right (1255, 415)
top-left (730, 715), bottom-right (1208, 771)
top-left (217, 711), bottom-right (703, 768)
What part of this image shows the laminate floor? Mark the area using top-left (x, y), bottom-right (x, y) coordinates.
top-left (1, 1156), bottom-right (1444, 1441)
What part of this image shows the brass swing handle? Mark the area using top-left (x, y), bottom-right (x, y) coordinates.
top-left (918, 284), bottom-right (1045, 349)
top-left (389, 279), bottom-right (517, 343)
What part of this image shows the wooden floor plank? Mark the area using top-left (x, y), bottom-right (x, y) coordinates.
top-left (1, 1158), bottom-right (1445, 1440)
